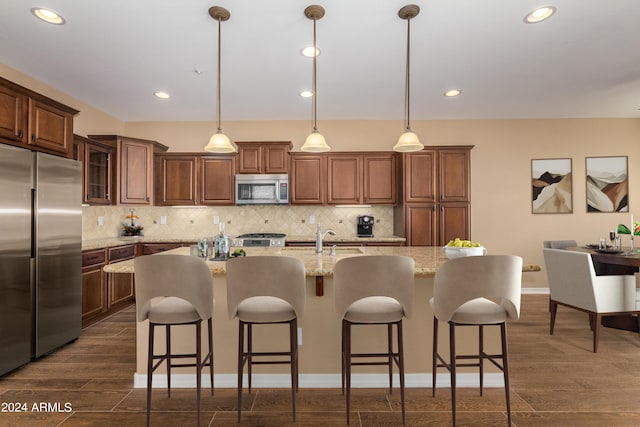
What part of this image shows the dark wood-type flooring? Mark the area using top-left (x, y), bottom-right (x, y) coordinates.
top-left (2, 294), bottom-right (640, 426)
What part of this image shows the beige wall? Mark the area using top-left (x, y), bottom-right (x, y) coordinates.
top-left (0, 64), bottom-right (125, 136)
top-left (5, 64), bottom-right (640, 288)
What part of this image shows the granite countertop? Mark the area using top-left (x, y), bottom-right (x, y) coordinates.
top-left (103, 245), bottom-right (541, 277)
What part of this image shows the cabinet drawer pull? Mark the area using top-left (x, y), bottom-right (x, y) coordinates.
top-left (87, 255), bottom-right (99, 260)
top-left (31, 134), bottom-right (36, 142)
top-left (18, 130), bottom-right (23, 139)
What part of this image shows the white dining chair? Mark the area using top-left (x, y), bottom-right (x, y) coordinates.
top-left (542, 240), bottom-right (577, 249)
top-left (543, 248), bottom-right (640, 352)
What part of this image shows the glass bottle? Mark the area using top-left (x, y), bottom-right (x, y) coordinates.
top-left (214, 222), bottom-right (229, 259)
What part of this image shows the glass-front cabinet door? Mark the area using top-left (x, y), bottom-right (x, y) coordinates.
top-left (79, 137), bottom-right (112, 205)
top-left (85, 144), bottom-right (111, 204)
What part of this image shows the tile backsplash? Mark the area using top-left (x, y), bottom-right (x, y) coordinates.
top-left (82, 205), bottom-right (395, 240)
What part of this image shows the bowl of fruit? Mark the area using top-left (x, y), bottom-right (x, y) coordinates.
top-left (443, 238), bottom-right (486, 259)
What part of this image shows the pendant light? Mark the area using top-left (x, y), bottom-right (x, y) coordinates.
top-left (301, 5), bottom-right (331, 153)
top-left (393, 5), bottom-right (424, 152)
top-left (204, 6), bottom-right (236, 153)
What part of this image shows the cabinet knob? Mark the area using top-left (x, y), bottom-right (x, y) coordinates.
top-left (18, 130), bottom-right (23, 139)
top-left (31, 134), bottom-right (36, 142)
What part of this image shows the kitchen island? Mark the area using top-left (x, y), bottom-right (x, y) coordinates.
top-left (104, 246), bottom-right (540, 390)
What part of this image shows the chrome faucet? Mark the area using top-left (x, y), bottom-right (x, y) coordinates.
top-left (315, 224), bottom-right (336, 254)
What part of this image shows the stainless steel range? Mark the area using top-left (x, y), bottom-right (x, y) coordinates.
top-left (232, 233), bottom-right (286, 247)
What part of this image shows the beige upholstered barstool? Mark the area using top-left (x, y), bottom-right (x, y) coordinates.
top-left (333, 255), bottom-right (414, 425)
top-left (431, 255), bottom-right (522, 426)
top-left (226, 256), bottom-right (306, 422)
top-left (134, 254), bottom-right (214, 427)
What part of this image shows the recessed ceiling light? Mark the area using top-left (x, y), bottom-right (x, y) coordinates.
top-left (31, 7), bottom-right (65, 25)
top-left (301, 46), bottom-right (321, 57)
top-left (444, 89), bottom-right (462, 97)
top-left (154, 92), bottom-right (171, 99)
top-left (524, 6), bottom-right (557, 24)
top-left (299, 90), bottom-right (314, 98)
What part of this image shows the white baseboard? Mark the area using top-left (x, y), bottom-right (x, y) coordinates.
top-left (523, 287), bottom-right (550, 295)
top-left (133, 372), bottom-right (505, 389)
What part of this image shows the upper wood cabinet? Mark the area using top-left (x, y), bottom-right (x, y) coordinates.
top-left (404, 150), bottom-right (436, 203)
top-left (74, 134), bottom-right (113, 205)
top-left (236, 141), bottom-right (292, 174)
top-left (200, 155), bottom-right (235, 205)
top-left (0, 77), bottom-right (78, 158)
top-left (155, 153), bottom-right (235, 206)
top-left (363, 153), bottom-right (397, 204)
top-left (88, 135), bottom-right (168, 205)
top-left (155, 154), bottom-right (198, 205)
top-left (403, 148), bottom-right (470, 203)
top-left (292, 152), bottom-right (397, 206)
top-left (438, 149), bottom-right (470, 202)
top-left (290, 153), bottom-right (326, 205)
top-left (327, 154), bottom-right (362, 204)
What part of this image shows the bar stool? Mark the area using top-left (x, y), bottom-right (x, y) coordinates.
top-left (134, 254), bottom-right (214, 427)
top-left (333, 255), bottom-right (414, 425)
top-left (226, 255), bottom-right (306, 422)
top-left (431, 255), bottom-right (522, 426)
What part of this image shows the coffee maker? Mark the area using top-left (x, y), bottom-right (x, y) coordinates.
top-left (357, 215), bottom-right (374, 237)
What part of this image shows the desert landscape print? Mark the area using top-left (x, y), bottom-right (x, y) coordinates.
top-left (532, 158), bottom-right (573, 214)
top-left (586, 156), bottom-right (628, 212)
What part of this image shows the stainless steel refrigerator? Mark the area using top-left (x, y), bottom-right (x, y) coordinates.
top-left (0, 144), bottom-right (82, 376)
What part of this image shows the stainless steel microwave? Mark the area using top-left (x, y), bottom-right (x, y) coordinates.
top-left (235, 174), bottom-right (289, 205)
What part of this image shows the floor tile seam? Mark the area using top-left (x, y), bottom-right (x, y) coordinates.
top-left (108, 389), bottom-right (134, 411)
top-left (508, 389), bottom-right (540, 412)
top-left (55, 412), bottom-right (75, 427)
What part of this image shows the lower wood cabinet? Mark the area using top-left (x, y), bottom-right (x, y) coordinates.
top-left (107, 245), bottom-right (135, 310)
top-left (81, 244), bottom-right (136, 328)
top-left (141, 243), bottom-right (185, 255)
top-left (81, 249), bottom-right (107, 327)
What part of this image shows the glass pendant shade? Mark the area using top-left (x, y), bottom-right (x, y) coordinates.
top-left (301, 130), bottom-right (330, 153)
top-left (393, 130), bottom-right (424, 152)
top-left (204, 131), bottom-right (236, 153)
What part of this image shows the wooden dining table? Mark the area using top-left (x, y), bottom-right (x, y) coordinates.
top-left (568, 246), bottom-right (640, 332)
top-left (567, 246), bottom-right (640, 275)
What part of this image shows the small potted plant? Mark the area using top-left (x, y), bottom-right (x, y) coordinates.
top-left (121, 209), bottom-right (143, 236)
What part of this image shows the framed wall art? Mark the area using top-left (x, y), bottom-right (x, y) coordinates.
top-left (586, 156), bottom-right (628, 212)
top-left (532, 158), bottom-right (572, 214)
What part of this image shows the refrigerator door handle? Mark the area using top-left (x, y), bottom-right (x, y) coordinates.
top-left (31, 188), bottom-right (36, 259)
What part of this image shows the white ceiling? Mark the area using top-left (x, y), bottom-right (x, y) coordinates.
top-left (1, 0), bottom-right (640, 122)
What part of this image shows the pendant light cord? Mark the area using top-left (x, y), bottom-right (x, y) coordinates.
top-left (404, 17), bottom-right (411, 132)
top-left (216, 17), bottom-right (222, 132)
top-left (312, 17), bottom-right (318, 132)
